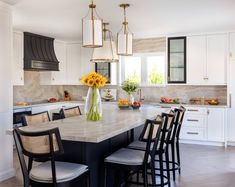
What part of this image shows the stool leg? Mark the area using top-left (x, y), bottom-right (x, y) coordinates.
top-left (137, 171), bottom-right (140, 184)
top-left (151, 159), bottom-right (156, 187)
top-left (176, 140), bottom-right (181, 174)
top-left (171, 143), bottom-right (176, 181)
top-left (159, 154), bottom-right (164, 187)
top-left (143, 165), bottom-right (148, 187)
top-left (165, 147), bottom-right (171, 187)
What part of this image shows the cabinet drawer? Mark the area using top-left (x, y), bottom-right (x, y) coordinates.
top-left (180, 127), bottom-right (206, 141)
top-left (183, 115), bottom-right (206, 128)
top-left (185, 107), bottom-right (207, 115)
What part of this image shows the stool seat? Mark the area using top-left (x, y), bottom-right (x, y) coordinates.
top-left (105, 148), bottom-right (150, 166)
top-left (30, 161), bottom-right (88, 183)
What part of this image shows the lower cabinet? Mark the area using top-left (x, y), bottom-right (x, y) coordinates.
top-left (180, 107), bottom-right (226, 143)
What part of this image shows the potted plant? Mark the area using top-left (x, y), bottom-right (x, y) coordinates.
top-left (121, 79), bottom-right (138, 104)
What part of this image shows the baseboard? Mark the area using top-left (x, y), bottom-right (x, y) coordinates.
top-left (0, 168), bottom-right (16, 182)
top-left (227, 141), bottom-right (235, 146)
top-left (180, 140), bottom-right (225, 147)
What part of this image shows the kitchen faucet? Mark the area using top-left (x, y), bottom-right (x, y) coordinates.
top-left (138, 88), bottom-right (145, 102)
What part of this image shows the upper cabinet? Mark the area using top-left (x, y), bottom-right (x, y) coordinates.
top-left (13, 31), bottom-right (24, 85)
top-left (40, 40), bottom-right (67, 85)
top-left (229, 33), bottom-right (235, 61)
top-left (187, 34), bottom-right (227, 85)
top-left (167, 37), bottom-right (187, 84)
top-left (66, 43), bottom-right (82, 85)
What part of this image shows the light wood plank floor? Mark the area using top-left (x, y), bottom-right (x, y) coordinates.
top-left (1, 144), bottom-right (235, 187)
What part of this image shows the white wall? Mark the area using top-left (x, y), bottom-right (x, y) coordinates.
top-left (0, 0), bottom-right (15, 181)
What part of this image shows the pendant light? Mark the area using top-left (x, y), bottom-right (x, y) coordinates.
top-left (82, 0), bottom-right (103, 48)
top-left (117, 4), bottom-right (133, 56)
top-left (90, 23), bottom-right (119, 63)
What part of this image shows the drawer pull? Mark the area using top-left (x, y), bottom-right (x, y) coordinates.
top-left (187, 132), bottom-right (199, 135)
top-left (187, 109), bottom-right (199, 112)
top-left (187, 119), bottom-right (199, 122)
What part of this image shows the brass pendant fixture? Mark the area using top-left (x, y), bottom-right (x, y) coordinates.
top-left (82, 0), bottom-right (103, 48)
top-left (91, 23), bottom-right (119, 63)
top-left (117, 4), bottom-right (133, 56)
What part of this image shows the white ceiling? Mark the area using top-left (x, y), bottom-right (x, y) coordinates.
top-left (11, 0), bottom-right (235, 41)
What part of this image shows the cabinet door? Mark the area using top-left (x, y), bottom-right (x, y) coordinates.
top-left (206, 34), bottom-right (227, 85)
top-left (66, 44), bottom-right (81, 85)
top-left (40, 41), bottom-right (67, 85)
top-left (229, 33), bottom-right (235, 61)
top-left (207, 108), bottom-right (225, 142)
top-left (13, 31), bottom-right (24, 85)
top-left (80, 48), bottom-right (94, 78)
top-left (187, 35), bottom-right (206, 85)
top-left (52, 41), bottom-right (67, 84)
top-left (168, 37), bottom-right (186, 84)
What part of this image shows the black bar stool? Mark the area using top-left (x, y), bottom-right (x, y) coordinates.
top-left (13, 127), bottom-right (90, 187)
top-left (104, 117), bottom-right (163, 187)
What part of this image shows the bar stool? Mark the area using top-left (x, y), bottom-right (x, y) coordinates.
top-left (104, 117), bottom-right (163, 187)
top-left (22, 111), bottom-right (50, 126)
top-left (13, 127), bottom-right (90, 187)
top-left (169, 106), bottom-right (186, 180)
top-left (128, 111), bottom-right (175, 187)
top-left (60, 106), bottom-right (82, 119)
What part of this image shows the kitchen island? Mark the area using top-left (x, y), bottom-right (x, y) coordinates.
top-left (20, 103), bottom-right (168, 187)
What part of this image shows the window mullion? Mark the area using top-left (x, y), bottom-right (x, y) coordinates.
top-left (141, 56), bottom-right (147, 85)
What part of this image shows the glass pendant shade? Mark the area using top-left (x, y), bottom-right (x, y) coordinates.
top-left (91, 23), bottom-right (119, 63)
top-left (82, 1), bottom-right (103, 48)
top-left (117, 4), bottom-right (133, 56)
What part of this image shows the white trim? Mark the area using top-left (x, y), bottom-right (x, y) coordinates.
top-left (0, 168), bottom-right (15, 182)
top-left (227, 141), bottom-right (235, 146)
top-left (180, 139), bottom-right (226, 147)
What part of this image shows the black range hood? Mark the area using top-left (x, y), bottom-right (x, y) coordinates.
top-left (24, 32), bottom-right (59, 71)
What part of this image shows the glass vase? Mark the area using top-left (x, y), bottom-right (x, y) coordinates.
top-left (84, 87), bottom-right (102, 121)
top-left (128, 94), bottom-right (134, 105)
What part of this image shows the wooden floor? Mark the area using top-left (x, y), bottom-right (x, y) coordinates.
top-left (1, 143), bottom-right (235, 187)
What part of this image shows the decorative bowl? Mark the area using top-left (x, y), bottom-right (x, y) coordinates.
top-left (131, 105), bottom-right (141, 110)
top-left (118, 104), bottom-right (130, 110)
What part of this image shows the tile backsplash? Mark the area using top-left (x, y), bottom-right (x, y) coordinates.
top-left (13, 72), bottom-right (227, 105)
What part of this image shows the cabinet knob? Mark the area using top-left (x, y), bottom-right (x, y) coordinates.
top-left (207, 110), bottom-right (210, 115)
top-left (20, 77), bottom-right (23, 80)
top-left (52, 78), bottom-right (55, 81)
top-left (230, 52), bottom-right (233, 58)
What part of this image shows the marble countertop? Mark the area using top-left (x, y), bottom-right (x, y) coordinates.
top-left (13, 100), bottom-right (229, 110)
top-left (18, 103), bottom-right (169, 143)
top-left (13, 101), bottom-right (85, 110)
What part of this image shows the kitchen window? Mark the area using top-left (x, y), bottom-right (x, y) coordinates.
top-left (120, 53), bottom-right (166, 86)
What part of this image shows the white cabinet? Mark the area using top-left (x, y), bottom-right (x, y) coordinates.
top-left (207, 108), bottom-right (225, 142)
top-left (0, 1), bottom-right (14, 180)
top-left (80, 48), bottom-right (94, 77)
top-left (229, 33), bottom-right (235, 61)
top-left (187, 34), bottom-right (227, 85)
top-left (206, 34), bottom-right (227, 85)
top-left (228, 32), bottom-right (235, 142)
top-left (67, 43), bottom-right (81, 85)
top-left (13, 31), bottom-right (24, 85)
top-left (180, 107), bottom-right (226, 143)
top-left (187, 35), bottom-right (206, 84)
top-left (40, 40), bottom-right (67, 85)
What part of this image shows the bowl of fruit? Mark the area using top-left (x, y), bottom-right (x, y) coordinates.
top-left (117, 99), bottom-right (130, 109)
top-left (131, 101), bottom-right (141, 110)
